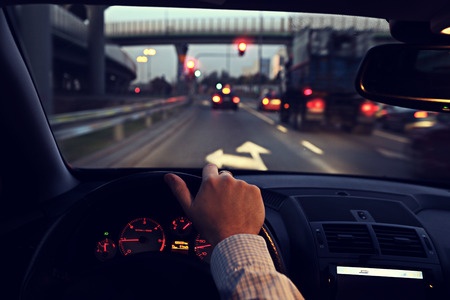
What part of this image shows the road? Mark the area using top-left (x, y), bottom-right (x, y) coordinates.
top-left (74, 96), bottom-right (414, 180)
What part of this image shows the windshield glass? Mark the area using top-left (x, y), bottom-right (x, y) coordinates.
top-left (8, 4), bottom-right (449, 183)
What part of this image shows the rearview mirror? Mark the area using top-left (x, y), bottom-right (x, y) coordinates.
top-left (355, 44), bottom-right (450, 113)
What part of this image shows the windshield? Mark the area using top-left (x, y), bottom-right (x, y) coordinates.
top-left (7, 4), bottom-right (449, 184)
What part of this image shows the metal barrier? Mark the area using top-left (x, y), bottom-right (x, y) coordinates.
top-left (49, 96), bottom-right (189, 141)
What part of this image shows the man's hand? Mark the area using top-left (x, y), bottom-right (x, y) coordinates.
top-left (164, 164), bottom-right (265, 247)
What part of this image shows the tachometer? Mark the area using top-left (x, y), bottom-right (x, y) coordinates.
top-left (119, 217), bottom-right (166, 256)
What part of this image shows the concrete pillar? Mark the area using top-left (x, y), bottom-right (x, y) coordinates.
top-left (174, 43), bottom-right (188, 94)
top-left (87, 5), bottom-right (106, 96)
top-left (20, 5), bottom-right (53, 114)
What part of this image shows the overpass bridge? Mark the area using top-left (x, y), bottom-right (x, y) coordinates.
top-left (105, 17), bottom-right (294, 45)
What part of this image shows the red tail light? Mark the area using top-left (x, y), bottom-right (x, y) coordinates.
top-left (212, 95), bottom-right (221, 103)
top-left (306, 98), bottom-right (325, 113)
top-left (262, 97), bottom-right (269, 105)
top-left (360, 102), bottom-right (378, 117)
top-left (232, 96), bottom-right (240, 104)
top-left (303, 88), bottom-right (313, 96)
top-left (284, 103), bottom-right (290, 109)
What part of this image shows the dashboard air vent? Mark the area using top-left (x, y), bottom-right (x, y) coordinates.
top-left (373, 226), bottom-right (426, 258)
top-left (322, 224), bottom-right (375, 254)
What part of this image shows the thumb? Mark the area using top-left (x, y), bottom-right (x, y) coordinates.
top-left (164, 173), bottom-right (193, 213)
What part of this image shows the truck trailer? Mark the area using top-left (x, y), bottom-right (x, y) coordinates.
top-left (280, 28), bottom-right (393, 134)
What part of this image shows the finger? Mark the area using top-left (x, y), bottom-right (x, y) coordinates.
top-left (219, 170), bottom-right (233, 176)
top-left (164, 173), bottom-right (193, 212)
top-left (202, 164), bottom-right (219, 181)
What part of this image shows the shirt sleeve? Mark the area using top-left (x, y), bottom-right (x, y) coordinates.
top-left (210, 234), bottom-right (305, 300)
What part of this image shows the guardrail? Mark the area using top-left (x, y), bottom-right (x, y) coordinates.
top-left (49, 96), bottom-right (189, 141)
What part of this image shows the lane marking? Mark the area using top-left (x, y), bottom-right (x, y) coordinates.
top-left (301, 140), bottom-right (324, 155)
top-left (241, 103), bottom-right (275, 125)
top-left (377, 148), bottom-right (410, 161)
top-left (310, 157), bottom-right (339, 173)
top-left (276, 125), bottom-right (288, 133)
top-left (205, 141), bottom-right (270, 171)
top-left (373, 130), bottom-right (410, 144)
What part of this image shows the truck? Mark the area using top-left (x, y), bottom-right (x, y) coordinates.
top-left (279, 28), bottom-right (393, 134)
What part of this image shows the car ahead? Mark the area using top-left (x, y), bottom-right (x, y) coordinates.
top-left (258, 89), bottom-right (281, 111)
top-left (378, 105), bottom-right (438, 133)
top-left (211, 84), bottom-right (240, 110)
top-left (3, 1), bottom-right (450, 300)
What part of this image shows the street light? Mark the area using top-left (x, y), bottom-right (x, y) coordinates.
top-left (143, 48), bottom-right (156, 56)
top-left (136, 56), bottom-right (149, 83)
top-left (136, 56), bottom-right (148, 63)
top-left (143, 48), bottom-right (156, 82)
top-left (136, 48), bottom-right (157, 83)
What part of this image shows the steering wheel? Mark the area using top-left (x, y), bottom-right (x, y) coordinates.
top-left (20, 171), bottom-right (283, 300)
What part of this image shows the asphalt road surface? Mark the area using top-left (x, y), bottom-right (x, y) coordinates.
top-left (74, 96), bottom-right (414, 180)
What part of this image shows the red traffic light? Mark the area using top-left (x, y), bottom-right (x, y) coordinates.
top-left (185, 59), bottom-right (196, 78)
top-left (238, 42), bottom-right (247, 56)
top-left (186, 60), bottom-right (195, 69)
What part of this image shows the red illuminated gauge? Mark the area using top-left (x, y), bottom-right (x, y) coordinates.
top-left (95, 238), bottom-right (117, 261)
top-left (118, 217), bottom-right (166, 256)
top-left (194, 234), bottom-right (213, 263)
top-left (171, 216), bottom-right (193, 237)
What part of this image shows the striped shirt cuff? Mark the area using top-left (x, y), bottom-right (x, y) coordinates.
top-left (210, 234), bottom-right (304, 300)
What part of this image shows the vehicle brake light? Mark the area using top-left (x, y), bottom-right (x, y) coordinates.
top-left (262, 98), bottom-right (269, 105)
top-left (284, 103), bottom-right (290, 109)
top-left (414, 111), bottom-right (428, 118)
top-left (306, 98), bottom-right (325, 113)
top-left (232, 96), bottom-right (240, 104)
top-left (272, 99), bottom-right (281, 105)
top-left (361, 102), bottom-right (378, 117)
top-left (212, 95), bottom-right (221, 103)
top-left (303, 88), bottom-right (313, 96)
top-left (222, 87), bottom-right (231, 94)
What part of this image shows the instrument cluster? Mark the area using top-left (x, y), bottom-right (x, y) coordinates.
top-left (93, 215), bottom-right (213, 263)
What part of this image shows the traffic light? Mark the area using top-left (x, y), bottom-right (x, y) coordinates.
top-left (186, 59), bottom-right (195, 70)
top-left (186, 59), bottom-right (196, 78)
top-left (238, 42), bottom-right (247, 56)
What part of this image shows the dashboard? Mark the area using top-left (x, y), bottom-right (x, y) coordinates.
top-left (242, 173), bottom-right (450, 300)
top-left (20, 171), bottom-right (450, 300)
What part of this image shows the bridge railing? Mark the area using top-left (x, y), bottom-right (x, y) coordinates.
top-left (105, 17), bottom-right (295, 36)
top-left (50, 96), bottom-right (189, 141)
top-left (104, 15), bottom-right (389, 37)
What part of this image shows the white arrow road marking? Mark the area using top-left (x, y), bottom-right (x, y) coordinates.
top-left (206, 141), bottom-right (270, 170)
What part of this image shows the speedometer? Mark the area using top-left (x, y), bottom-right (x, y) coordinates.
top-left (118, 217), bottom-right (166, 256)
